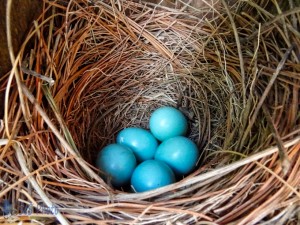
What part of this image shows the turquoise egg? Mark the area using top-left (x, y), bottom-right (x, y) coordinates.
top-left (96, 144), bottom-right (137, 187)
top-left (149, 106), bottom-right (188, 141)
top-left (154, 136), bottom-right (199, 176)
top-left (131, 160), bottom-right (176, 192)
top-left (116, 127), bottom-right (158, 162)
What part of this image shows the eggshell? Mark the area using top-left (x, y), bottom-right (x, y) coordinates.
top-left (131, 160), bottom-right (176, 192)
top-left (117, 127), bottom-right (158, 162)
top-left (96, 144), bottom-right (137, 187)
top-left (149, 106), bottom-right (188, 141)
top-left (155, 136), bottom-right (199, 176)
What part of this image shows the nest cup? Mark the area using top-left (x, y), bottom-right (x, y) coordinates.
top-left (18, 1), bottom-right (232, 165)
top-left (57, 7), bottom-right (231, 165)
top-left (1, 0), bottom-right (300, 224)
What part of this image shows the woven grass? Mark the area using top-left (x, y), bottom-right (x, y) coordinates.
top-left (1, 0), bottom-right (300, 224)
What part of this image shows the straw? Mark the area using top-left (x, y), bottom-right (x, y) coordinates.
top-left (1, 0), bottom-right (300, 224)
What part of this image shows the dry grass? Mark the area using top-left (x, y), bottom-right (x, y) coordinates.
top-left (0, 0), bottom-right (300, 224)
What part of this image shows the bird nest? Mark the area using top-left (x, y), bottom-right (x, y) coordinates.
top-left (1, 0), bottom-right (300, 224)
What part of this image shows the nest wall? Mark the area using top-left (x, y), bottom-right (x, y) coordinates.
top-left (1, 0), bottom-right (300, 224)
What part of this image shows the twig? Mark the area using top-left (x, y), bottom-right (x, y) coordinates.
top-left (21, 66), bottom-right (55, 86)
top-left (245, 7), bottom-right (300, 42)
top-left (14, 143), bottom-right (70, 225)
top-left (5, 0), bottom-right (30, 130)
top-left (221, 0), bottom-right (246, 106)
top-left (239, 45), bottom-right (294, 148)
top-left (262, 104), bottom-right (290, 175)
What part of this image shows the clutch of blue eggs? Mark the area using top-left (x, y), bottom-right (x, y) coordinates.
top-left (96, 106), bottom-right (200, 192)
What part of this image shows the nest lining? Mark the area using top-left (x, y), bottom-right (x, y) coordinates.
top-left (38, 1), bottom-right (236, 165)
top-left (1, 0), bottom-right (300, 224)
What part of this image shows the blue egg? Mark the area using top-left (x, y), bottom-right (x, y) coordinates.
top-left (116, 127), bottom-right (158, 162)
top-left (149, 106), bottom-right (188, 141)
top-left (96, 144), bottom-right (137, 187)
top-left (131, 160), bottom-right (176, 192)
top-left (154, 136), bottom-right (199, 176)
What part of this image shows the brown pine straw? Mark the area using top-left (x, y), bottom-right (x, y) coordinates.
top-left (1, 0), bottom-right (300, 224)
